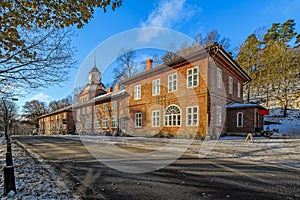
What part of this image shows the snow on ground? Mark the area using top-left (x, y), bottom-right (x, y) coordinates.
top-left (63, 135), bottom-right (300, 171)
top-left (264, 108), bottom-right (300, 137)
top-left (200, 137), bottom-right (300, 170)
top-left (0, 140), bottom-right (76, 200)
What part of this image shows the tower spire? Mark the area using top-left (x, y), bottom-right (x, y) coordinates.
top-left (94, 54), bottom-right (96, 67)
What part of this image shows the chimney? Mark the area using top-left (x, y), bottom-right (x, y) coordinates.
top-left (145, 59), bottom-right (153, 71)
top-left (114, 84), bottom-right (119, 92)
top-left (107, 87), bottom-right (112, 93)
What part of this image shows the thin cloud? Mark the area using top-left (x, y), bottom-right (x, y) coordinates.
top-left (141, 0), bottom-right (186, 28)
top-left (31, 93), bottom-right (52, 103)
top-left (138, 0), bottom-right (200, 42)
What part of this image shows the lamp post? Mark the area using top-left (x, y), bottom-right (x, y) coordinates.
top-left (2, 97), bottom-right (18, 196)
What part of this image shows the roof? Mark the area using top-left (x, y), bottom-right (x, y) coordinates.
top-left (226, 103), bottom-right (266, 109)
top-left (122, 44), bottom-right (251, 85)
top-left (89, 66), bottom-right (100, 73)
top-left (72, 89), bottom-right (127, 109)
top-left (38, 89), bottom-right (127, 119)
top-left (37, 105), bottom-right (73, 119)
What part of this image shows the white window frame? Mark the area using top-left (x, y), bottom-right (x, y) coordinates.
top-left (237, 112), bottom-right (243, 127)
top-left (95, 105), bottom-right (99, 112)
top-left (112, 101), bottom-right (117, 110)
top-left (135, 113), bottom-right (142, 128)
top-left (168, 73), bottom-right (178, 92)
top-left (237, 82), bottom-right (241, 98)
top-left (164, 105), bottom-right (181, 126)
top-left (86, 119), bottom-right (91, 129)
top-left (120, 118), bottom-right (126, 131)
top-left (134, 85), bottom-right (141, 100)
top-left (216, 106), bottom-right (222, 127)
top-left (187, 66), bottom-right (199, 88)
top-left (111, 116), bottom-right (117, 128)
top-left (186, 106), bottom-right (198, 126)
top-left (229, 76), bottom-right (233, 95)
top-left (95, 118), bottom-right (100, 129)
top-left (102, 117), bottom-right (108, 128)
top-left (82, 108), bottom-right (85, 115)
top-left (152, 110), bottom-right (160, 127)
top-left (152, 79), bottom-right (160, 96)
top-left (103, 103), bottom-right (108, 111)
top-left (217, 68), bottom-right (222, 89)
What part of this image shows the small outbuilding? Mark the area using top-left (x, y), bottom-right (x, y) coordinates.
top-left (226, 103), bottom-right (268, 135)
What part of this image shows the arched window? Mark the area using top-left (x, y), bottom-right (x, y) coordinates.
top-left (164, 105), bottom-right (181, 126)
top-left (237, 112), bottom-right (243, 127)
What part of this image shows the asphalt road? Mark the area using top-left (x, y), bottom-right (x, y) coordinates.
top-left (14, 136), bottom-right (300, 200)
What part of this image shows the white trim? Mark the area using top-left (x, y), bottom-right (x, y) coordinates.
top-left (237, 112), bottom-right (243, 127)
top-left (111, 116), bottom-right (117, 128)
top-left (217, 68), bottom-right (222, 89)
top-left (135, 112), bottom-right (142, 128)
top-left (237, 82), bottom-right (241, 98)
top-left (103, 103), bottom-right (108, 111)
top-left (164, 104), bottom-right (181, 127)
top-left (187, 66), bottom-right (199, 88)
top-left (152, 110), bottom-right (160, 127)
top-left (216, 106), bottom-right (222, 127)
top-left (152, 78), bottom-right (161, 96)
top-left (102, 117), bottom-right (108, 128)
top-left (229, 76), bottom-right (233, 95)
top-left (168, 73), bottom-right (178, 93)
top-left (186, 106), bottom-right (198, 126)
top-left (134, 85), bottom-right (141, 100)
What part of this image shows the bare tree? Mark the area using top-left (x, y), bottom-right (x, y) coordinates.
top-left (48, 95), bottom-right (72, 112)
top-left (113, 49), bottom-right (137, 82)
top-left (0, 26), bottom-right (76, 95)
top-left (1, 0), bottom-right (122, 96)
top-left (22, 100), bottom-right (48, 125)
top-left (0, 99), bottom-right (18, 132)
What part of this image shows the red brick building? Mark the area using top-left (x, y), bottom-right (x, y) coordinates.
top-left (38, 44), bottom-right (266, 137)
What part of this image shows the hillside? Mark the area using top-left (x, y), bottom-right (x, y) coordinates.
top-left (264, 108), bottom-right (300, 138)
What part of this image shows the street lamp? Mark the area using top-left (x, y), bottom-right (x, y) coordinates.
top-left (2, 97), bottom-right (18, 196)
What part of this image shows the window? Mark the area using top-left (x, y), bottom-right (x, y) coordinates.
top-left (102, 117), bottom-right (108, 128)
top-left (152, 79), bottom-right (160, 96)
top-left (111, 116), bottom-right (117, 128)
top-left (217, 68), bottom-right (222, 89)
top-left (120, 118), bottom-right (126, 131)
top-left (103, 103), bottom-right (108, 111)
top-left (237, 112), bottom-right (243, 127)
top-left (216, 106), bottom-right (222, 126)
top-left (187, 67), bottom-right (199, 88)
top-left (164, 105), bottom-right (181, 126)
top-left (112, 101), bottom-right (117, 110)
top-left (95, 105), bottom-right (99, 112)
top-left (229, 76), bottom-right (233, 94)
top-left (237, 82), bottom-right (241, 98)
top-left (87, 107), bottom-right (91, 114)
top-left (86, 119), bottom-right (91, 129)
top-left (135, 113), bottom-right (142, 128)
top-left (168, 73), bottom-right (177, 92)
top-left (186, 106), bottom-right (198, 126)
top-left (152, 110), bottom-right (160, 127)
top-left (82, 108), bottom-right (85, 115)
top-left (95, 118), bottom-right (100, 128)
top-left (134, 85), bottom-right (141, 100)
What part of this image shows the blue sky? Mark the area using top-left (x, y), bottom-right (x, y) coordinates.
top-left (19, 0), bottom-right (300, 109)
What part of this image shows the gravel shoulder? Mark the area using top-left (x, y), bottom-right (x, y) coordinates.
top-left (0, 139), bottom-right (76, 200)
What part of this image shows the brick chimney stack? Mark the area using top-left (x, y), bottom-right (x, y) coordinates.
top-left (107, 87), bottom-right (112, 93)
top-left (113, 84), bottom-right (119, 91)
top-left (146, 59), bottom-right (153, 71)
